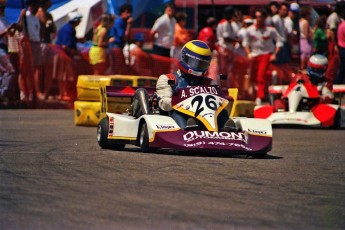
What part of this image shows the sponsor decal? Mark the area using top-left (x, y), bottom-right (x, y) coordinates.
top-left (183, 131), bottom-right (248, 143)
top-left (183, 141), bottom-right (252, 151)
top-left (247, 128), bottom-right (267, 135)
top-left (156, 124), bottom-right (175, 129)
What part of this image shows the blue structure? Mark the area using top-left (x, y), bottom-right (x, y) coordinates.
top-left (5, 0), bottom-right (71, 23)
top-left (6, 0), bottom-right (172, 23)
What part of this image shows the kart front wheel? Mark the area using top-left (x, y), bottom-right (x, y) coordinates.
top-left (139, 122), bottom-right (156, 153)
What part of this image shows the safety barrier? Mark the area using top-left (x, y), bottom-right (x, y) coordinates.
top-left (16, 41), bottom-right (296, 103)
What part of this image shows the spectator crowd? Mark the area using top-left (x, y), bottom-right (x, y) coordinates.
top-left (0, 0), bottom-right (345, 108)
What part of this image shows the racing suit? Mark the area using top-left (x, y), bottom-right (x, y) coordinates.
top-left (156, 69), bottom-right (229, 129)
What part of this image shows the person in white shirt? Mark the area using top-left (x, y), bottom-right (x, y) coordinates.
top-left (243, 8), bottom-right (283, 105)
top-left (284, 3), bottom-right (299, 59)
top-left (216, 6), bottom-right (240, 51)
top-left (123, 32), bottom-right (145, 66)
top-left (272, 2), bottom-right (289, 64)
top-left (265, 1), bottom-right (279, 26)
top-left (150, 2), bottom-right (176, 57)
top-left (236, 16), bottom-right (253, 57)
top-left (326, 1), bottom-right (345, 84)
top-left (216, 6), bottom-right (240, 79)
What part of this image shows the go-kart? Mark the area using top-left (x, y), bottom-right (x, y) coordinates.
top-left (97, 84), bottom-right (273, 157)
top-left (254, 78), bottom-right (345, 127)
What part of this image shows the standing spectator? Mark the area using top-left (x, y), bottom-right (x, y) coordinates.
top-left (216, 6), bottom-right (240, 77)
top-left (236, 16), bottom-right (253, 57)
top-left (326, 1), bottom-right (345, 84)
top-left (216, 6), bottom-right (239, 52)
top-left (37, 0), bottom-right (57, 99)
top-left (55, 11), bottom-right (82, 100)
top-left (233, 16), bottom-right (254, 98)
top-left (197, 17), bottom-right (218, 81)
top-left (89, 13), bottom-right (114, 75)
top-left (55, 12), bottom-right (82, 56)
top-left (243, 8), bottom-right (283, 105)
top-left (197, 17), bottom-right (218, 52)
top-left (150, 2), bottom-right (176, 57)
top-left (0, 3), bottom-right (17, 106)
top-left (172, 11), bottom-right (191, 59)
top-left (313, 15), bottom-right (328, 56)
top-left (8, 9), bottom-right (26, 102)
top-left (326, 1), bottom-right (342, 48)
top-left (123, 32), bottom-right (152, 75)
top-left (284, 3), bottom-right (299, 60)
top-left (37, 0), bottom-right (56, 43)
top-left (299, 6), bottom-right (313, 70)
top-left (123, 32), bottom-right (145, 66)
top-left (109, 3), bottom-right (133, 49)
top-left (266, 1), bottom-right (279, 26)
top-left (334, 10), bottom-right (345, 84)
top-left (233, 9), bottom-right (243, 32)
top-left (0, 2), bottom-right (14, 53)
top-left (272, 2), bottom-right (290, 64)
top-left (25, 0), bottom-right (44, 100)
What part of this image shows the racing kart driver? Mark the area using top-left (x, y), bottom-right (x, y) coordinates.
top-left (274, 54), bottom-right (334, 110)
top-left (156, 40), bottom-right (236, 131)
top-left (294, 54), bottom-right (334, 103)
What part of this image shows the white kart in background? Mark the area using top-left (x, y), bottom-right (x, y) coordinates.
top-left (254, 79), bottom-right (345, 128)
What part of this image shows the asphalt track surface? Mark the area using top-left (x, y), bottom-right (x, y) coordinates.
top-left (0, 109), bottom-right (345, 230)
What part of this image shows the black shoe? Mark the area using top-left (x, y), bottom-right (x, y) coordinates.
top-left (223, 119), bottom-right (237, 132)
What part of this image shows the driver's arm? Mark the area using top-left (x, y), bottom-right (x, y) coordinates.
top-left (156, 74), bottom-right (173, 111)
top-left (320, 84), bottom-right (334, 103)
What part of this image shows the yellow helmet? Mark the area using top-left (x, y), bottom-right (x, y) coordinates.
top-left (179, 40), bottom-right (212, 77)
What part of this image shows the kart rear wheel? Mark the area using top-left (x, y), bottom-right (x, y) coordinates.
top-left (97, 118), bottom-right (125, 150)
top-left (139, 122), bottom-right (156, 153)
top-left (97, 118), bottom-right (109, 149)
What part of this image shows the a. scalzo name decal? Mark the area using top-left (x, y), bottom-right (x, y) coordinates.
top-left (180, 86), bottom-right (218, 98)
top-left (183, 131), bottom-right (248, 143)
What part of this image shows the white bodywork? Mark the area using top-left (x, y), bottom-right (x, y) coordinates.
top-left (233, 117), bottom-right (273, 136)
top-left (107, 113), bottom-right (181, 140)
top-left (107, 112), bottom-right (273, 141)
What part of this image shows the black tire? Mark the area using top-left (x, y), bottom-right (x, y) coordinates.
top-left (139, 122), bottom-right (156, 153)
top-left (332, 109), bottom-right (341, 128)
top-left (97, 118), bottom-right (109, 149)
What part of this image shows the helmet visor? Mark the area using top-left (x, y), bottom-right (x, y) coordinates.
top-left (183, 53), bottom-right (210, 72)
